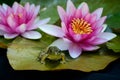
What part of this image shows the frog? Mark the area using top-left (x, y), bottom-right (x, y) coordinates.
top-left (38, 46), bottom-right (66, 64)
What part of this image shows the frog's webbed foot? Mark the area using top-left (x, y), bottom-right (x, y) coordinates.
top-left (60, 53), bottom-right (66, 64)
top-left (60, 60), bottom-right (66, 64)
top-left (39, 53), bottom-right (48, 64)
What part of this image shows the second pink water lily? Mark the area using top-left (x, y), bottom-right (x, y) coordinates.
top-left (0, 2), bottom-right (50, 39)
top-left (39, 0), bottom-right (116, 58)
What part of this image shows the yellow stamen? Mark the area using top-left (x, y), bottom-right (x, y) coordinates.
top-left (71, 18), bottom-right (93, 34)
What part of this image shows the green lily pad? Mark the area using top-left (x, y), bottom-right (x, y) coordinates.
top-left (106, 35), bottom-right (120, 53)
top-left (6, 0), bottom-right (120, 72)
top-left (7, 37), bottom-right (119, 72)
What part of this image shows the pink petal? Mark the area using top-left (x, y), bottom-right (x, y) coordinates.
top-left (27, 18), bottom-right (39, 30)
top-left (25, 2), bottom-right (30, 15)
top-left (90, 37), bottom-right (108, 45)
top-left (69, 44), bottom-right (82, 58)
top-left (12, 2), bottom-right (19, 14)
top-left (84, 36), bottom-right (96, 43)
top-left (57, 6), bottom-right (67, 23)
top-left (91, 26), bottom-right (103, 36)
top-left (84, 13), bottom-right (90, 21)
top-left (75, 9), bottom-right (81, 18)
top-left (0, 5), bottom-right (6, 16)
top-left (66, 0), bottom-right (76, 16)
top-left (27, 4), bottom-right (35, 19)
top-left (68, 27), bottom-right (75, 37)
top-left (68, 27), bottom-right (83, 42)
top-left (28, 18), bottom-right (50, 30)
top-left (92, 8), bottom-right (103, 20)
top-left (0, 9), bottom-right (4, 19)
top-left (0, 30), bottom-right (6, 35)
top-left (2, 3), bottom-right (8, 11)
top-left (89, 14), bottom-right (96, 24)
top-left (39, 24), bottom-right (65, 37)
top-left (37, 18), bottom-right (50, 25)
top-left (25, 3), bottom-right (36, 19)
top-left (73, 34), bottom-right (81, 42)
top-left (30, 4), bottom-right (35, 12)
top-left (50, 39), bottom-right (71, 51)
top-left (33, 5), bottom-right (40, 17)
top-left (6, 7), bottom-right (12, 15)
top-left (26, 18), bottom-right (35, 29)
top-left (61, 22), bottom-right (68, 33)
top-left (98, 32), bottom-right (116, 41)
top-left (91, 32), bottom-right (116, 45)
top-left (17, 4), bottom-right (24, 13)
top-left (81, 44), bottom-right (99, 51)
top-left (4, 33), bottom-right (19, 39)
top-left (15, 24), bottom-right (26, 33)
top-left (7, 14), bottom-right (17, 28)
top-left (21, 31), bottom-right (41, 39)
top-left (96, 16), bottom-right (107, 28)
top-left (91, 16), bottom-right (106, 29)
top-left (81, 2), bottom-right (89, 17)
top-left (0, 24), bottom-right (9, 32)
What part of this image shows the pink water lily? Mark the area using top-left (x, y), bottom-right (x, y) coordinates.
top-left (0, 2), bottom-right (50, 39)
top-left (39, 0), bottom-right (116, 58)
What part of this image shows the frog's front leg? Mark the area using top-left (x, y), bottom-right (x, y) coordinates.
top-left (40, 53), bottom-right (48, 64)
top-left (60, 53), bottom-right (66, 64)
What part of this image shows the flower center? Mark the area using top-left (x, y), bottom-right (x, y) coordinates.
top-left (71, 18), bottom-right (92, 34)
top-left (18, 13), bottom-right (23, 18)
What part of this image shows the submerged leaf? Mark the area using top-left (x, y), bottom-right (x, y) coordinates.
top-left (0, 37), bottom-right (13, 48)
top-left (106, 35), bottom-right (120, 53)
top-left (7, 37), bottom-right (119, 72)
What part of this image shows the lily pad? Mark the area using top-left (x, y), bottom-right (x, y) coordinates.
top-left (7, 37), bottom-right (119, 72)
top-left (106, 35), bottom-right (120, 53)
top-left (6, 0), bottom-right (120, 72)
